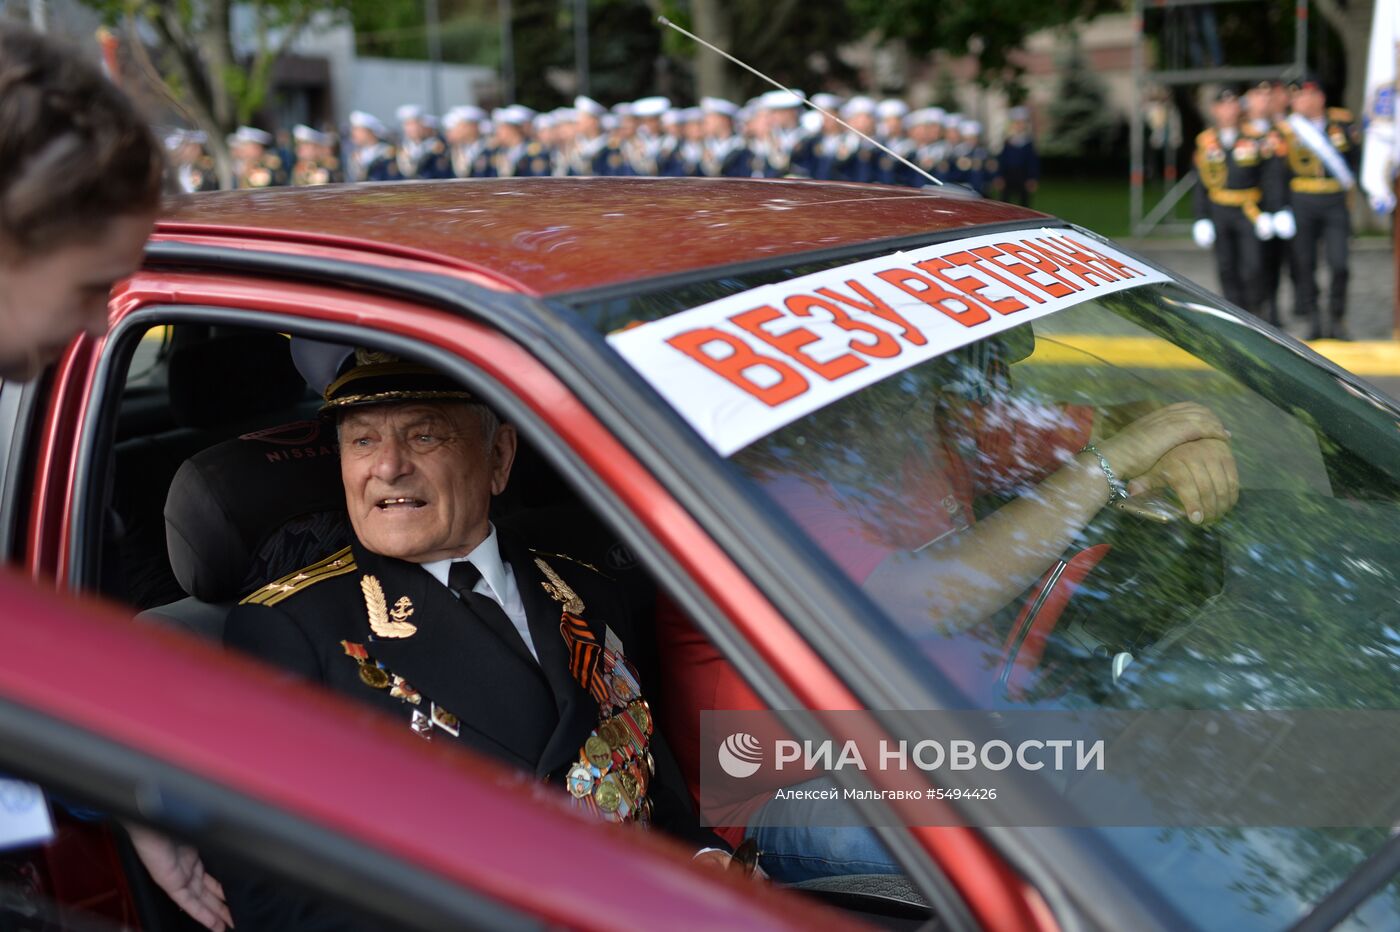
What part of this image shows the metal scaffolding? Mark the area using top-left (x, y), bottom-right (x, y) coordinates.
top-left (1129, 0), bottom-right (1309, 235)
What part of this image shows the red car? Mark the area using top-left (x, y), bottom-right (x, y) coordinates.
top-left (1, 177), bottom-right (1397, 931)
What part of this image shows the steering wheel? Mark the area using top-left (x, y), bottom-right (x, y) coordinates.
top-left (995, 490), bottom-right (1221, 701)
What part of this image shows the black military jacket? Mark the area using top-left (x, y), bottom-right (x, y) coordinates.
top-left (217, 528), bottom-right (714, 928)
top-left (1276, 108), bottom-right (1362, 197)
top-left (1192, 125), bottom-right (1284, 219)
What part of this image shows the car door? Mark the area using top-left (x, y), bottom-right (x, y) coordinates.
top-left (1, 254), bottom-right (916, 930)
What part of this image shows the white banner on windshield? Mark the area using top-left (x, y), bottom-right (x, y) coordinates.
top-left (608, 228), bottom-right (1170, 456)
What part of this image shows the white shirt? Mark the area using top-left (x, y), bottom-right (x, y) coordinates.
top-left (420, 524), bottom-right (539, 663)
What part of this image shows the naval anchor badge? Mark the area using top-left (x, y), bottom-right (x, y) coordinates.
top-left (362, 575), bottom-right (418, 638)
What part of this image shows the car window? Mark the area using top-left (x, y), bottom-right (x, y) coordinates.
top-left (579, 229), bottom-right (1400, 930)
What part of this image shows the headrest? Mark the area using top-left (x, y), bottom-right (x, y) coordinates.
top-left (165, 419), bottom-right (347, 602)
top-left (168, 332), bottom-right (307, 430)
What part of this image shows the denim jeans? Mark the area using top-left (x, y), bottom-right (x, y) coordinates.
top-left (743, 777), bottom-right (901, 884)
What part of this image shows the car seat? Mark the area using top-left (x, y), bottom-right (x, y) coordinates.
top-left (138, 418), bottom-right (347, 639)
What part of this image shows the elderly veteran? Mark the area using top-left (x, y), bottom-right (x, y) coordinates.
top-left (215, 350), bottom-right (734, 926)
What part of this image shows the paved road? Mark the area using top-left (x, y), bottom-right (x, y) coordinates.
top-left (1125, 236), bottom-right (1400, 401)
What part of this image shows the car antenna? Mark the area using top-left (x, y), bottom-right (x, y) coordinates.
top-left (656, 15), bottom-right (942, 188)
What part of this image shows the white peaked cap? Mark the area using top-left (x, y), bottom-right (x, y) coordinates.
top-left (445, 105), bottom-right (487, 126)
top-left (760, 89), bottom-right (804, 109)
top-left (293, 124), bottom-right (330, 145)
top-left (632, 96), bottom-right (671, 117)
top-left (233, 126), bottom-right (273, 146)
top-left (841, 96), bottom-right (877, 117)
top-left (349, 111), bottom-right (387, 136)
top-left (491, 105), bottom-right (533, 126)
top-left (574, 95), bottom-right (607, 116)
top-left (876, 99), bottom-right (909, 119)
top-left (701, 96), bottom-right (739, 117)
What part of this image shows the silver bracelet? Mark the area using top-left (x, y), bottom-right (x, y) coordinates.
top-left (1080, 442), bottom-right (1129, 503)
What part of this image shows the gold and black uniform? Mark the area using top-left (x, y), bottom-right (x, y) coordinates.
top-left (1276, 107), bottom-right (1361, 338)
top-left (1192, 123), bottom-right (1282, 318)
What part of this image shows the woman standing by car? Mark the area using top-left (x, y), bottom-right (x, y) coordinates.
top-left (0, 23), bottom-right (163, 382)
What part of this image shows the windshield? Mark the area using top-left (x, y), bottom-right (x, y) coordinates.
top-left (577, 228), bottom-right (1400, 930)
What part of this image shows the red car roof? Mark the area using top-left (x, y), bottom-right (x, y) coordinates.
top-left (158, 177), bottom-right (1046, 296)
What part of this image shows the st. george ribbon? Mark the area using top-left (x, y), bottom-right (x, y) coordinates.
top-left (655, 15), bottom-right (943, 188)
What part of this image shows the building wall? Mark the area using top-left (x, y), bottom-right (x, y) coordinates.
top-left (350, 58), bottom-right (496, 126)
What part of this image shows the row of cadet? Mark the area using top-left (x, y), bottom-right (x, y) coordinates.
top-left (1190, 78), bottom-right (1360, 340)
top-left (165, 91), bottom-right (1040, 202)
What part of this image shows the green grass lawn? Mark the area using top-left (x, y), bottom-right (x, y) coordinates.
top-left (1029, 177), bottom-right (1193, 238)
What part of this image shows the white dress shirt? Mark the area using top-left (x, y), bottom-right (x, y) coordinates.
top-left (420, 524), bottom-right (539, 663)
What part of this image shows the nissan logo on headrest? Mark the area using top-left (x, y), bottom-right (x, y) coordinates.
top-left (239, 420), bottom-right (324, 447)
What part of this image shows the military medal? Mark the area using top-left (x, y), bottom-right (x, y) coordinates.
top-left (390, 675), bottom-right (422, 705)
top-left (585, 735), bottom-right (612, 770)
top-left (341, 641), bottom-right (391, 688)
top-left (430, 703), bottom-right (460, 737)
top-left (593, 775), bottom-right (622, 814)
top-left (567, 762), bottom-right (595, 798)
top-left (411, 709), bottom-right (433, 738)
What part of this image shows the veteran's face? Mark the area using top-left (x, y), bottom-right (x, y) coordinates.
top-left (339, 402), bottom-right (516, 563)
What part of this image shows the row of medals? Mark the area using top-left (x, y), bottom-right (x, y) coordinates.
top-left (568, 653), bottom-right (655, 821)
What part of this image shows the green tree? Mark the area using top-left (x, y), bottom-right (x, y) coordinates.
top-left (845, 0), bottom-right (1118, 91)
top-left (88, 0), bottom-right (348, 187)
top-left (1040, 31), bottom-right (1120, 161)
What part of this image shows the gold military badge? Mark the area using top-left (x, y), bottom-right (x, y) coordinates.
top-left (362, 574), bottom-right (418, 638)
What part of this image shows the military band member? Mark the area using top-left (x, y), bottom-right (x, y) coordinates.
top-left (621, 96), bottom-right (670, 176)
top-left (490, 106), bottom-right (550, 178)
top-left (1191, 87), bottom-right (1282, 320)
top-left (568, 96), bottom-right (623, 176)
top-left (833, 96), bottom-right (881, 183)
top-left (443, 105), bottom-right (493, 178)
top-left (346, 111), bottom-right (402, 183)
top-left (166, 130), bottom-right (217, 194)
top-left (698, 97), bottom-right (751, 178)
top-left (214, 350), bottom-right (732, 926)
top-left (1276, 77), bottom-right (1359, 339)
top-left (752, 89), bottom-right (806, 178)
top-left (394, 105), bottom-right (453, 180)
top-left (290, 124), bottom-right (344, 186)
top-left (228, 126), bottom-right (287, 189)
top-left (875, 99), bottom-right (915, 186)
top-left (903, 108), bottom-right (944, 185)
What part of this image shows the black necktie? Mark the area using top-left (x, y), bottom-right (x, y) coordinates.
top-left (448, 561), bottom-right (532, 661)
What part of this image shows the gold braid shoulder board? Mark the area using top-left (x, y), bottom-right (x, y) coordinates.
top-left (241, 546), bottom-right (357, 607)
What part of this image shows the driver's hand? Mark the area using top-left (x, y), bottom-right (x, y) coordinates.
top-left (693, 847), bottom-right (768, 880)
top-left (1097, 402), bottom-right (1231, 481)
top-left (1128, 438), bottom-right (1239, 524)
top-left (127, 825), bottom-right (234, 930)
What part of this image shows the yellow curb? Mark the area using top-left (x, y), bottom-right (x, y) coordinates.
top-left (1028, 335), bottom-right (1400, 377)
